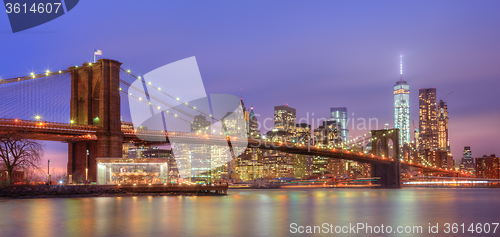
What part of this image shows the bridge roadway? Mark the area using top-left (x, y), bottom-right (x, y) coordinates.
top-left (0, 118), bottom-right (470, 178)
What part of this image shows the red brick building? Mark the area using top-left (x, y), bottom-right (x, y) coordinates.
top-left (0, 170), bottom-right (25, 183)
top-left (475, 155), bottom-right (499, 179)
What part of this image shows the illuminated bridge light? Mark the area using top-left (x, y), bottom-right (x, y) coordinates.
top-left (59, 70), bottom-right (62, 73)
top-left (138, 76), bottom-right (141, 79)
top-left (127, 70), bottom-right (131, 73)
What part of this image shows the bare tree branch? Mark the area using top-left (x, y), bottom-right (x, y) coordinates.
top-left (0, 130), bottom-right (43, 185)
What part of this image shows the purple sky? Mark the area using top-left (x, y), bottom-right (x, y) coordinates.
top-left (1, 1), bottom-right (499, 171)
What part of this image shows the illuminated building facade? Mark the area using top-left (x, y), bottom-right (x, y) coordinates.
top-left (459, 146), bottom-right (474, 173)
top-left (274, 105), bottom-right (296, 134)
top-left (128, 147), bottom-right (179, 181)
top-left (394, 80), bottom-right (410, 145)
top-left (438, 100), bottom-right (449, 151)
top-left (330, 107), bottom-right (348, 143)
top-left (475, 155), bottom-right (499, 179)
top-left (248, 106), bottom-right (261, 139)
top-left (189, 114), bottom-right (212, 182)
top-left (414, 128), bottom-right (420, 149)
top-left (263, 150), bottom-right (294, 179)
top-left (294, 123), bottom-right (313, 179)
top-left (314, 120), bottom-right (341, 147)
top-left (96, 158), bottom-right (170, 185)
top-left (419, 88), bottom-right (438, 162)
top-left (236, 148), bottom-right (263, 181)
top-left (312, 156), bottom-right (329, 175)
top-left (191, 114), bottom-right (211, 134)
top-left (295, 123), bottom-right (311, 144)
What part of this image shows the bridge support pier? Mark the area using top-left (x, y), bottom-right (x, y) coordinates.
top-left (67, 59), bottom-right (123, 183)
top-left (371, 129), bottom-right (402, 188)
top-left (371, 162), bottom-right (401, 189)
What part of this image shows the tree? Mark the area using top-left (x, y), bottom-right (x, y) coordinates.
top-left (0, 130), bottom-right (43, 185)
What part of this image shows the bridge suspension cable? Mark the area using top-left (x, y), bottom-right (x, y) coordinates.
top-left (120, 68), bottom-right (219, 122)
top-left (119, 69), bottom-right (239, 134)
top-left (0, 70), bottom-right (72, 123)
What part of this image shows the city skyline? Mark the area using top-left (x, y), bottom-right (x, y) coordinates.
top-left (2, 2), bottom-right (500, 236)
top-left (1, 1), bottom-right (499, 171)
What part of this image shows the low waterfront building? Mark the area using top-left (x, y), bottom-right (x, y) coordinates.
top-left (475, 155), bottom-right (499, 179)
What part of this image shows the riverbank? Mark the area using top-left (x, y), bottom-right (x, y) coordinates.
top-left (0, 185), bottom-right (226, 199)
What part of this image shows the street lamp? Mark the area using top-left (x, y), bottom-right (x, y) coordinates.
top-left (48, 159), bottom-right (51, 185)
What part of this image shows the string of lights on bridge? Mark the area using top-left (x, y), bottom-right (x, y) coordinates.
top-left (120, 68), bottom-right (235, 134)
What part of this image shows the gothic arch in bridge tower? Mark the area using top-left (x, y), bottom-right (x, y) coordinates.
top-left (369, 128), bottom-right (401, 188)
top-left (376, 139), bottom-right (382, 156)
top-left (388, 138), bottom-right (394, 159)
top-left (371, 129), bottom-right (400, 159)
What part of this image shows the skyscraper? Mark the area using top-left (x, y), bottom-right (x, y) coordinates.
top-left (394, 55), bottom-right (410, 145)
top-left (418, 88), bottom-right (438, 152)
top-left (330, 107), bottom-right (348, 143)
top-left (248, 106), bottom-right (261, 139)
top-left (274, 105), bottom-right (296, 134)
top-left (459, 146), bottom-right (474, 173)
top-left (438, 100), bottom-right (449, 151)
top-left (394, 80), bottom-right (410, 145)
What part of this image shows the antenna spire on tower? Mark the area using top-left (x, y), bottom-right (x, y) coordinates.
top-left (400, 54), bottom-right (403, 81)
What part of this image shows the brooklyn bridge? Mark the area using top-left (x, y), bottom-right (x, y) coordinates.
top-left (0, 59), bottom-right (470, 188)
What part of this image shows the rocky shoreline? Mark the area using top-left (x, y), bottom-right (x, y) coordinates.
top-left (0, 185), bottom-right (226, 199)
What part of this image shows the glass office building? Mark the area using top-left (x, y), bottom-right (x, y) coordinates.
top-left (394, 80), bottom-right (410, 145)
top-left (330, 107), bottom-right (348, 143)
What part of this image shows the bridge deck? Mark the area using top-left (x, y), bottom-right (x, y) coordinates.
top-left (0, 118), bottom-right (471, 177)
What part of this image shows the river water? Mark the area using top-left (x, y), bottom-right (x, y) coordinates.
top-left (0, 188), bottom-right (499, 237)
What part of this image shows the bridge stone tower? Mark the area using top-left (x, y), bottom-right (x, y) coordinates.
top-left (67, 59), bottom-right (123, 183)
top-left (370, 128), bottom-right (401, 188)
